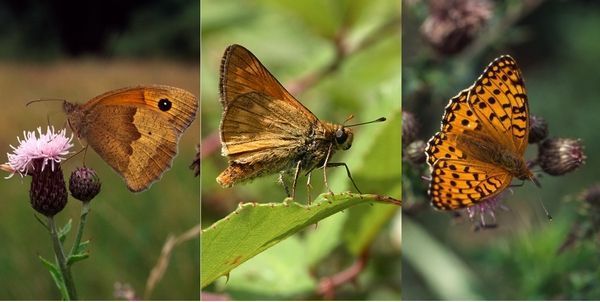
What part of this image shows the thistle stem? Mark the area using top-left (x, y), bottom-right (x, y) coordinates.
top-left (48, 216), bottom-right (78, 300)
top-left (70, 201), bottom-right (91, 257)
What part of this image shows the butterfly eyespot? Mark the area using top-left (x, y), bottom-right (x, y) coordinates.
top-left (158, 98), bottom-right (172, 111)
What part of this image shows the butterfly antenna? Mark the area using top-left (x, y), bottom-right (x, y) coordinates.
top-left (342, 114), bottom-right (355, 125)
top-left (25, 98), bottom-right (66, 107)
top-left (529, 174), bottom-right (552, 221)
top-left (346, 117), bottom-right (386, 127)
top-left (529, 174), bottom-right (542, 188)
top-left (537, 196), bottom-right (552, 222)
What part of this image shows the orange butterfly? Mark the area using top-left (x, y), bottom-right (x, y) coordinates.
top-left (425, 55), bottom-right (538, 210)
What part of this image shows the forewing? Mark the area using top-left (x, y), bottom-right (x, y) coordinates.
top-left (467, 55), bottom-right (529, 154)
top-left (219, 44), bottom-right (317, 123)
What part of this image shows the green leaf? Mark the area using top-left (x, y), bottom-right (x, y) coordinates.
top-left (67, 252), bottom-right (90, 266)
top-left (201, 192), bottom-right (399, 288)
top-left (71, 239), bottom-right (90, 256)
top-left (58, 219), bottom-right (72, 243)
top-left (38, 255), bottom-right (69, 299)
top-left (221, 236), bottom-right (316, 299)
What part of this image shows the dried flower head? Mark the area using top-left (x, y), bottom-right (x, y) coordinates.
top-left (5, 127), bottom-right (73, 216)
top-left (69, 167), bottom-right (101, 202)
top-left (528, 115), bottom-right (549, 144)
top-left (539, 138), bottom-right (586, 176)
top-left (421, 0), bottom-right (494, 55)
top-left (405, 140), bottom-right (427, 165)
top-left (402, 110), bottom-right (419, 146)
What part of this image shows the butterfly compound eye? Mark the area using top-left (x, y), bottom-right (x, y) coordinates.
top-left (158, 98), bottom-right (172, 111)
top-left (335, 128), bottom-right (347, 144)
top-left (335, 128), bottom-right (353, 150)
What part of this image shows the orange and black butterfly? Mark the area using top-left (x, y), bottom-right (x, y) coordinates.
top-left (425, 55), bottom-right (539, 210)
top-left (216, 44), bottom-right (384, 199)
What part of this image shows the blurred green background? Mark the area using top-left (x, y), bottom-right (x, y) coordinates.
top-left (201, 0), bottom-right (401, 299)
top-left (403, 0), bottom-right (600, 300)
top-left (0, 0), bottom-right (199, 299)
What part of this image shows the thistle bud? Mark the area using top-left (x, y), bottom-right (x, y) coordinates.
top-left (30, 159), bottom-right (68, 217)
top-left (528, 115), bottom-right (549, 144)
top-left (402, 111), bottom-right (419, 146)
top-left (539, 138), bottom-right (586, 176)
top-left (421, 0), bottom-right (494, 55)
top-left (405, 140), bottom-right (427, 165)
top-left (69, 167), bottom-right (101, 202)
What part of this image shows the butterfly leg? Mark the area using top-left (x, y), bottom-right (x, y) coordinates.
top-left (291, 160), bottom-right (302, 200)
top-left (279, 172), bottom-right (291, 198)
top-left (306, 172), bottom-right (313, 204)
top-left (322, 144), bottom-right (334, 195)
top-left (64, 144), bottom-right (88, 164)
top-left (326, 162), bottom-right (362, 194)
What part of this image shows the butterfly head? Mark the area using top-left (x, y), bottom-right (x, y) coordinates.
top-left (334, 126), bottom-right (354, 150)
top-left (62, 101), bottom-right (85, 137)
top-left (333, 116), bottom-right (387, 151)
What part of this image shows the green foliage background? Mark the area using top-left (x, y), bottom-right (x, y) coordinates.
top-left (0, 2), bottom-right (199, 299)
top-left (403, 0), bottom-right (600, 300)
top-left (201, 0), bottom-right (401, 299)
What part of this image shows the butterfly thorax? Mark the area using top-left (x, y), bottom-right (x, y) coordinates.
top-left (456, 130), bottom-right (530, 180)
top-left (293, 121), bottom-right (353, 172)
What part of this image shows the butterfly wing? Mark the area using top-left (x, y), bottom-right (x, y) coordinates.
top-left (75, 85), bottom-right (198, 192)
top-left (426, 56), bottom-right (529, 210)
top-left (219, 44), bottom-right (318, 121)
top-left (217, 45), bottom-right (320, 186)
top-left (466, 56), bottom-right (529, 154)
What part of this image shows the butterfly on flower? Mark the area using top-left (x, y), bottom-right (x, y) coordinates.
top-left (425, 55), bottom-right (539, 210)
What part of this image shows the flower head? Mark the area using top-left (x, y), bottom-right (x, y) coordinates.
top-left (5, 127), bottom-right (73, 217)
top-left (69, 167), bottom-right (101, 202)
top-left (6, 126), bottom-right (73, 178)
top-left (464, 190), bottom-right (510, 230)
top-left (404, 140), bottom-right (427, 165)
top-left (529, 115), bottom-right (549, 144)
top-left (402, 110), bottom-right (419, 146)
top-left (421, 0), bottom-right (494, 55)
top-left (538, 137), bottom-right (586, 176)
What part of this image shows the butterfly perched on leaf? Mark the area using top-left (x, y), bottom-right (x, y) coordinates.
top-left (216, 44), bottom-right (384, 199)
top-left (425, 55), bottom-right (539, 210)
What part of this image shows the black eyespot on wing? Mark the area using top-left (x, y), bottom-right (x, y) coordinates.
top-left (158, 98), bottom-right (172, 111)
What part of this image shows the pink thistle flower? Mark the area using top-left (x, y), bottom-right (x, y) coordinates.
top-left (5, 126), bottom-right (73, 178)
top-left (464, 190), bottom-right (511, 230)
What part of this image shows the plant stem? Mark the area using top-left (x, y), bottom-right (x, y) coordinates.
top-left (48, 216), bottom-right (78, 300)
top-left (70, 201), bottom-right (91, 257)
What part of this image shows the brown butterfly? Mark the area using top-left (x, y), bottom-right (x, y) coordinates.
top-left (63, 85), bottom-right (198, 192)
top-left (217, 44), bottom-right (384, 199)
